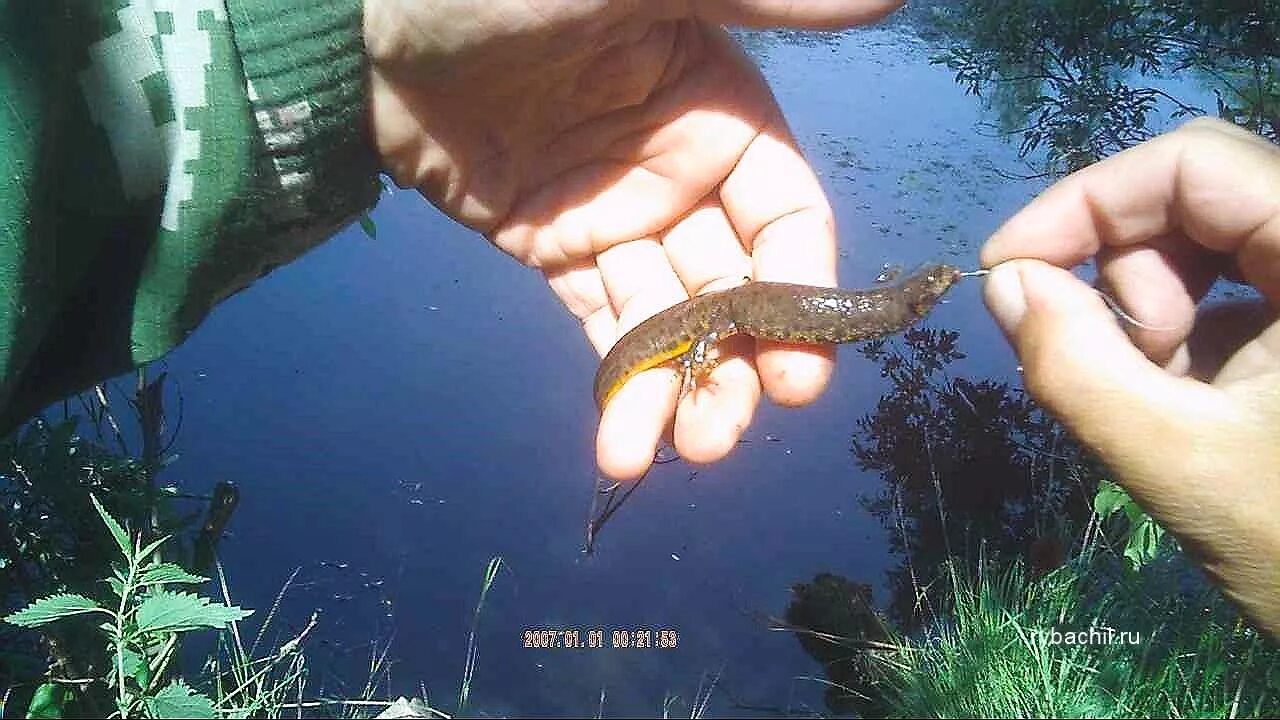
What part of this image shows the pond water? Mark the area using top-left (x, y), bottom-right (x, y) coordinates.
top-left (154, 19), bottom-right (1058, 718)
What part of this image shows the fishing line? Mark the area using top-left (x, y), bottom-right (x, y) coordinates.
top-left (1091, 288), bottom-right (1180, 332)
top-left (960, 267), bottom-right (1179, 332)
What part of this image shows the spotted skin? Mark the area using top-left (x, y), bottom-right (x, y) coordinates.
top-left (594, 263), bottom-right (962, 410)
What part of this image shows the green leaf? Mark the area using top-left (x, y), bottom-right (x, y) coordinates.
top-left (135, 591), bottom-right (251, 634)
top-left (90, 494), bottom-right (131, 558)
top-left (359, 214), bottom-right (377, 239)
top-left (136, 534), bottom-right (172, 564)
top-left (104, 576), bottom-right (125, 598)
top-left (144, 680), bottom-right (215, 719)
top-left (120, 646), bottom-right (148, 689)
top-left (4, 593), bottom-right (108, 628)
top-left (26, 682), bottom-right (70, 719)
top-left (1123, 515), bottom-right (1165, 571)
top-left (138, 563), bottom-right (208, 587)
top-left (1092, 479), bottom-right (1129, 520)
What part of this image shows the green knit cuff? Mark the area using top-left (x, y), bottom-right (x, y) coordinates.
top-left (226, 0), bottom-right (379, 227)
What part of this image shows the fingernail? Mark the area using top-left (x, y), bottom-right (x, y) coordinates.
top-left (984, 262), bottom-right (1028, 336)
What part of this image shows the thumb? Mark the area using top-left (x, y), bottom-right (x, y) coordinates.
top-left (987, 260), bottom-right (1280, 638)
top-left (983, 260), bottom-right (1232, 484)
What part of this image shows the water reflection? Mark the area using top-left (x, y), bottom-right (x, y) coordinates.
top-left (25, 5), bottom-right (1272, 714)
top-left (927, 0), bottom-right (1279, 173)
top-left (784, 572), bottom-right (892, 716)
top-left (851, 325), bottom-right (1097, 627)
top-left (778, 322), bottom-right (1101, 713)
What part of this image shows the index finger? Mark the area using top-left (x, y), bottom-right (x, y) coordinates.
top-left (982, 118), bottom-right (1280, 303)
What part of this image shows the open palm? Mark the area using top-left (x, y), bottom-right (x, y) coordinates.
top-left (364, 0), bottom-right (903, 479)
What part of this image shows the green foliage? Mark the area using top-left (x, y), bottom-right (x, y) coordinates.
top-left (459, 556), bottom-right (503, 714)
top-left (133, 591), bottom-right (249, 635)
top-left (92, 493), bottom-right (133, 558)
top-left (0, 371), bottom-right (220, 703)
top-left (25, 682), bottom-right (73, 719)
top-left (872, 553), bottom-right (1280, 718)
top-left (1093, 479), bottom-right (1167, 570)
top-left (136, 563), bottom-right (209, 587)
top-left (882, 564), bottom-right (1112, 717)
top-left (930, 0), bottom-right (1280, 175)
top-left (4, 495), bottom-right (250, 718)
top-left (4, 593), bottom-right (108, 628)
top-left (145, 680), bottom-right (216, 719)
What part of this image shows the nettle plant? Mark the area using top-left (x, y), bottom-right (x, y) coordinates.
top-left (5, 495), bottom-right (251, 719)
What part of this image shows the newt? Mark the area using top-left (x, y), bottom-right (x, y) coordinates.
top-left (593, 262), bottom-right (962, 411)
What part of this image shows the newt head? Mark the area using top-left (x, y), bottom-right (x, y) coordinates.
top-left (903, 262), bottom-right (962, 316)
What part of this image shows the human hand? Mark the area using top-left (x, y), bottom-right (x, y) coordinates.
top-left (981, 117), bottom-right (1280, 636)
top-left (363, 0), bottom-right (903, 480)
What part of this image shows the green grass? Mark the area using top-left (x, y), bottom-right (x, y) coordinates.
top-left (871, 552), bottom-right (1280, 718)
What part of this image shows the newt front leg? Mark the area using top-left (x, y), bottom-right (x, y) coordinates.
top-left (679, 328), bottom-right (733, 400)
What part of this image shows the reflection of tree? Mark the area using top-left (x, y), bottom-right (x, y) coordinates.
top-left (930, 0), bottom-right (1279, 175)
top-left (852, 327), bottom-right (1101, 627)
top-left (784, 573), bottom-right (893, 716)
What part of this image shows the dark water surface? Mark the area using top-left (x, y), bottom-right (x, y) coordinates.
top-left (156, 25), bottom-right (1048, 717)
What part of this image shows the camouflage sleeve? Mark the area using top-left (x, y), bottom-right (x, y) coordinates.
top-left (0, 0), bottom-right (380, 431)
